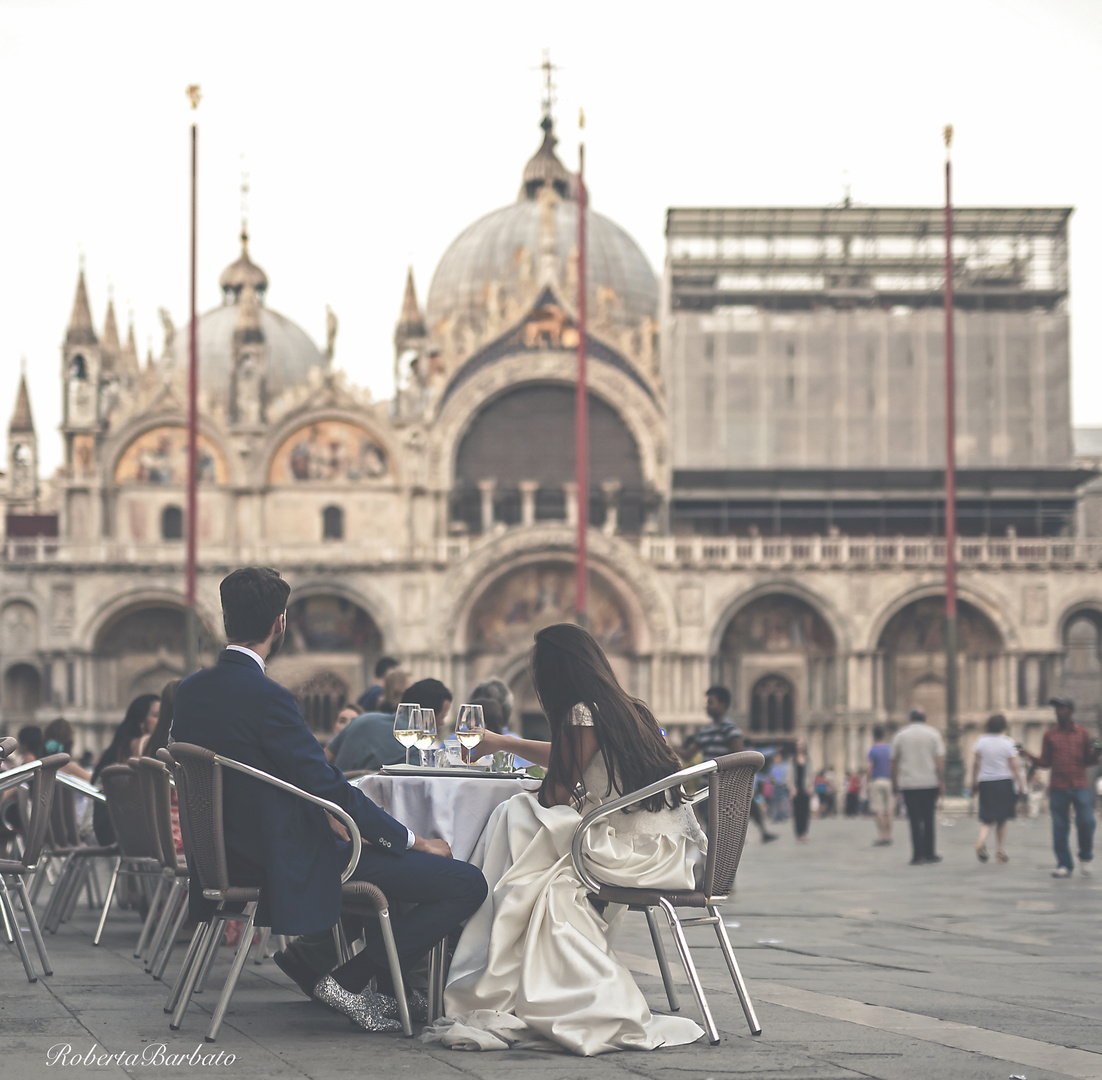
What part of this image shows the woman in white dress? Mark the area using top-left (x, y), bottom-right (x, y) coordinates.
top-left (971, 713), bottom-right (1023, 863)
top-left (424, 623), bottom-right (707, 1056)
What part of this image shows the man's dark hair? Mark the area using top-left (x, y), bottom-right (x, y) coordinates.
top-left (986, 713), bottom-right (1008, 734)
top-left (705, 685), bottom-right (732, 709)
top-left (471, 697), bottom-right (504, 735)
top-left (220, 567), bottom-right (290, 644)
top-left (405, 678), bottom-right (452, 716)
top-left (872, 725), bottom-right (885, 741)
top-left (374, 655), bottom-right (400, 679)
top-left (18, 724), bottom-right (43, 758)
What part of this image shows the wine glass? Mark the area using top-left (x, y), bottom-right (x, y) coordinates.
top-left (414, 708), bottom-right (436, 767)
top-left (393, 703), bottom-right (422, 767)
top-left (455, 704), bottom-right (485, 765)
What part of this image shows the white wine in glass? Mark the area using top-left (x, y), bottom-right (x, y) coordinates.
top-left (393, 703), bottom-right (422, 766)
top-left (414, 708), bottom-right (436, 766)
top-left (455, 704), bottom-right (485, 765)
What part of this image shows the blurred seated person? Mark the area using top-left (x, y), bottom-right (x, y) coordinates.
top-left (11, 724), bottom-right (43, 767)
top-left (42, 717), bottom-right (92, 782)
top-left (469, 677), bottom-right (515, 735)
top-left (356, 655), bottom-right (401, 713)
top-left (327, 674), bottom-right (451, 773)
top-left (332, 704), bottom-right (359, 740)
top-left (92, 693), bottom-right (160, 844)
top-left (323, 668), bottom-right (409, 767)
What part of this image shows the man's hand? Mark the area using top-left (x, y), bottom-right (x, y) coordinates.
top-left (411, 835), bottom-right (452, 858)
top-left (326, 812), bottom-right (350, 842)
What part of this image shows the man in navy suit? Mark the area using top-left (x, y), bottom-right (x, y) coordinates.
top-left (172, 567), bottom-right (486, 1030)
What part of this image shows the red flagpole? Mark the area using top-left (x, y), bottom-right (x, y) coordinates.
top-left (575, 131), bottom-right (588, 628)
top-left (943, 124), bottom-right (962, 795)
top-left (185, 86), bottom-right (201, 672)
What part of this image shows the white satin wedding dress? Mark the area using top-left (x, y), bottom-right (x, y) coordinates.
top-left (423, 727), bottom-right (707, 1056)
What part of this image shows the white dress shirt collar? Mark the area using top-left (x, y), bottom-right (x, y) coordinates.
top-left (225, 644), bottom-right (265, 672)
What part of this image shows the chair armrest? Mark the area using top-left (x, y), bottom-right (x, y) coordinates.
top-left (57, 771), bottom-right (107, 802)
top-left (0, 736), bottom-right (16, 760)
top-left (570, 759), bottom-right (717, 894)
top-left (211, 754), bottom-right (363, 883)
top-left (0, 755), bottom-right (73, 794)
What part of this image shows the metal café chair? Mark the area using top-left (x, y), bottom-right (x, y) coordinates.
top-left (0, 736), bottom-right (17, 760)
top-left (570, 750), bottom-right (765, 1045)
top-left (137, 755), bottom-right (191, 979)
top-left (0, 753), bottom-right (69, 981)
top-left (162, 742), bottom-right (415, 1041)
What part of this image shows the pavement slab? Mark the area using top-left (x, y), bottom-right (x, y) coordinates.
top-left (3, 811), bottom-right (1101, 1079)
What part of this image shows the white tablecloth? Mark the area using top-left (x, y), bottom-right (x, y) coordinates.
top-left (355, 773), bottom-right (541, 863)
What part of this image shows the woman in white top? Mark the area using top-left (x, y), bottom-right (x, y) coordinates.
top-left (971, 713), bottom-right (1023, 863)
top-left (424, 623), bottom-right (707, 1056)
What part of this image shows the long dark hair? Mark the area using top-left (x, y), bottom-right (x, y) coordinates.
top-left (532, 623), bottom-right (684, 812)
top-left (143, 680), bottom-right (181, 760)
top-left (93, 693), bottom-right (158, 782)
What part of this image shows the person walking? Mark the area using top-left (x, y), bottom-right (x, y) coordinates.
top-left (891, 708), bottom-right (945, 865)
top-left (682, 685), bottom-right (777, 842)
top-left (867, 726), bottom-right (894, 846)
top-left (1020, 697), bottom-right (1099, 878)
top-left (971, 714), bottom-right (1023, 864)
top-left (792, 739), bottom-right (811, 842)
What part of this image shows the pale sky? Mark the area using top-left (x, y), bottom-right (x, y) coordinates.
top-left (1, 0), bottom-right (1101, 477)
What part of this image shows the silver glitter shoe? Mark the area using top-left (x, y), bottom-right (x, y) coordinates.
top-left (311, 975), bottom-right (403, 1033)
top-left (377, 988), bottom-right (429, 1024)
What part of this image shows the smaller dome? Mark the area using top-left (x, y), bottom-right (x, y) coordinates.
top-left (219, 229), bottom-right (269, 303)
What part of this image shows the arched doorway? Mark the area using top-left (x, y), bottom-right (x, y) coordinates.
top-left (716, 594), bottom-right (837, 738)
top-left (3, 663), bottom-right (42, 723)
top-left (462, 562), bottom-right (635, 739)
top-left (878, 597), bottom-right (1003, 732)
top-left (749, 674), bottom-right (795, 735)
top-left (93, 604), bottom-right (216, 710)
top-left (1062, 611), bottom-right (1102, 733)
top-left (268, 594), bottom-right (383, 733)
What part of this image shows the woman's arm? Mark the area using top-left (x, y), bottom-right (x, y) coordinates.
top-left (63, 760), bottom-right (93, 783)
top-left (470, 729), bottom-right (553, 768)
top-left (971, 749), bottom-right (981, 793)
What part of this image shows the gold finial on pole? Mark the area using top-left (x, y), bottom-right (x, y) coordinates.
top-left (186, 84), bottom-right (202, 110)
top-left (943, 123), bottom-right (953, 150)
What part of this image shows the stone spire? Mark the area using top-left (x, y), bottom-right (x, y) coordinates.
top-left (9, 371), bottom-right (34, 433)
top-left (395, 267), bottom-right (426, 349)
top-left (66, 268), bottom-right (98, 346)
top-left (121, 317), bottom-right (139, 376)
top-left (101, 297), bottom-right (121, 372)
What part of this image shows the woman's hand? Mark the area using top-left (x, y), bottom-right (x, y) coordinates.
top-left (469, 730), bottom-right (503, 761)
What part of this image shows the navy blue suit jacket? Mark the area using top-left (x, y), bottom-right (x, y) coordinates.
top-left (171, 649), bottom-right (410, 935)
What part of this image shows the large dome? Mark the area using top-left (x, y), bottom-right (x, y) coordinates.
top-left (169, 237), bottom-right (324, 401)
top-left (425, 117), bottom-right (658, 343)
top-left (169, 304), bottom-right (324, 400)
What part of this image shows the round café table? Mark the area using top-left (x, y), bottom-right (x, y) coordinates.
top-left (354, 769), bottom-right (541, 863)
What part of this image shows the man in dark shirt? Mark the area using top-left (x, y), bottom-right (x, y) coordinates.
top-left (356, 656), bottom-right (401, 713)
top-left (1022, 697), bottom-right (1099, 877)
top-left (683, 686), bottom-right (776, 843)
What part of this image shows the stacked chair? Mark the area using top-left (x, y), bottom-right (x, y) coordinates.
top-left (570, 750), bottom-right (765, 1045)
top-left (0, 753), bottom-right (69, 981)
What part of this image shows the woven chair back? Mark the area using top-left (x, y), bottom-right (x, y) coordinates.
top-left (19, 755), bottom-right (69, 868)
top-left (134, 758), bottom-right (177, 871)
top-left (163, 743), bottom-right (229, 893)
top-left (48, 777), bottom-right (82, 849)
top-left (702, 751), bottom-right (765, 898)
top-left (99, 764), bottom-right (159, 860)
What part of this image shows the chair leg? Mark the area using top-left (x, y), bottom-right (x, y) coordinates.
top-left (42, 857), bottom-right (77, 931)
top-left (169, 920), bottom-right (217, 1027)
top-left (0, 876), bottom-right (38, 982)
top-left (194, 918), bottom-right (227, 994)
top-left (426, 937), bottom-right (447, 1022)
top-left (376, 907), bottom-right (413, 1037)
top-left (252, 926), bottom-right (271, 964)
top-left (136, 875), bottom-right (168, 958)
top-left (644, 905), bottom-right (681, 1012)
top-left (152, 887), bottom-right (190, 982)
top-left (61, 860), bottom-right (90, 923)
top-left (205, 907), bottom-right (257, 1042)
top-left (92, 857), bottom-right (123, 946)
top-left (0, 886), bottom-right (13, 943)
top-left (85, 860), bottom-right (102, 909)
top-left (658, 898), bottom-right (720, 1045)
top-left (15, 876), bottom-right (53, 977)
top-left (332, 920), bottom-right (351, 966)
top-left (144, 877), bottom-right (177, 971)
top-left (165, 920), bottom-right (210, 1014)
top-left (709, 906), bottom-right (761, 1036)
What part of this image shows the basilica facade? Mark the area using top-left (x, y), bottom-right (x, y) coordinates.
top-left (3, 112), bottom-right (1101, 771)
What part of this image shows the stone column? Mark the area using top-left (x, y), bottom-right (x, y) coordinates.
top-left (477, 479), bottom-right (496, 534)
top-left (519, 480), bottom-right (539, 527)
top-left (600, 479), bottom-right (621, 536)
top-left (563, 482), bottom-right (578, 527)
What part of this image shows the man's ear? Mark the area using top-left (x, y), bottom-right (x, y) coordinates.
top-left (272, 612), bottom-right (286, 638)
